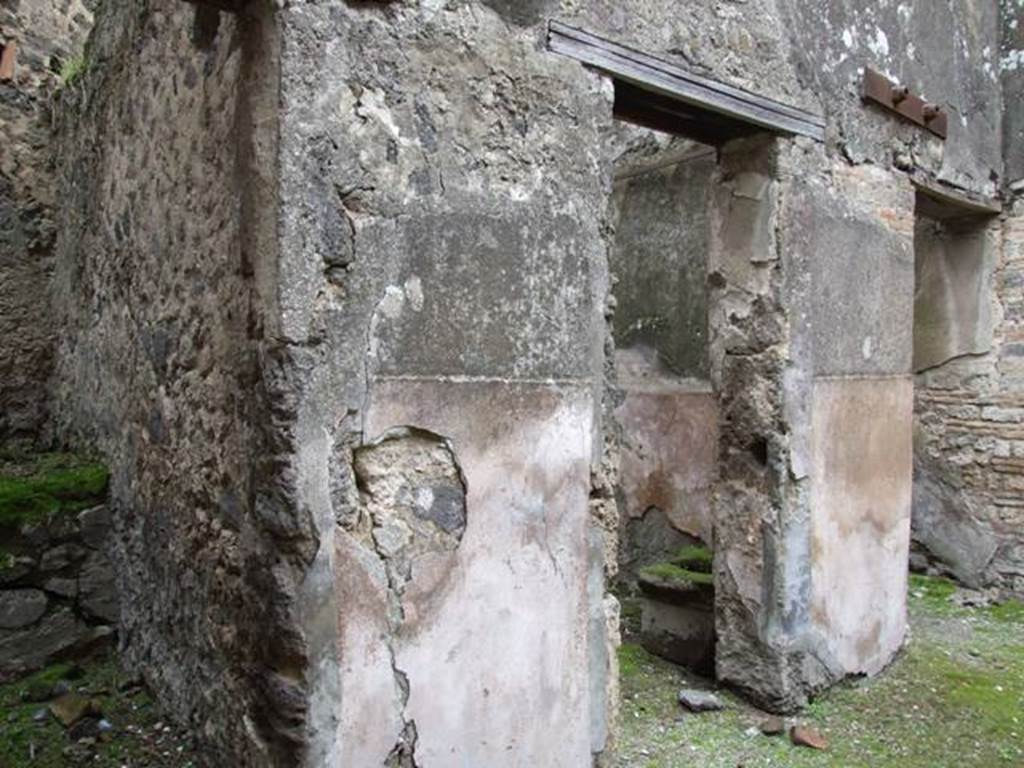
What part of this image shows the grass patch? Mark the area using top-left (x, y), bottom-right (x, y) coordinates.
top-left (0, 452), bottom-right (108, 528)
top-left (57, 54), bottom-right (87, 87)
top-left (618, 642), bottom-right (654, 680)
top-left (613, 572), bottom-right (1024, 767)
top-left (0, 655), bottom-right (199, 767)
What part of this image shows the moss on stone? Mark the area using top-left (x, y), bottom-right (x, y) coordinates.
top-left (639, 562), bottom-right (714, 588)
top-left (0, 452), bottom-right (108, 528)
top-left (671, 544), bottom-right (713, 573)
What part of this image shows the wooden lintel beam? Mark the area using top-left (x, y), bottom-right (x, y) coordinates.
top-left (547, 22), bottom-right (826, 142)
top-left (182, 0), bottom-right (246, 12)
top-left (910, 172), bottom-right (1002, 220)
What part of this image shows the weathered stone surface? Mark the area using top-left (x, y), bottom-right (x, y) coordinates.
top-left (40, 544), bottom-right (86, 572)
top-left (677, 689), bottom-right (724, 713)
top-left (353, 379), bottom-right (598, 767)
top-left (911, 471), bottom-right (998, 587)
top-left (78, 552), bottom-right (118, 624)
top-left (0, 0), bottom-right (92, 442)
top-left (642, 596), bottom-right (715, 675)
top-left (0, 589), bottom-right (47, 629)
top-left (610, 146), bottom-right (714, 378)
top-left (913, 216), bottom-right (996, 372)
top-left (913, 201), bottom-right (1024, 597)
top-left (40, 0), bottom-right (1020, 763)
top-left (52, 3), bottom-right (310, 764)
top-left (77, 506), bottom-right (111, 550)
top-left (0, 608), bottom-right (86, 675)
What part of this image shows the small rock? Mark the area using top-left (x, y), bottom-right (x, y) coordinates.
top-left (40, 544), bottom-right (86, 572)
top-left (50, 693), bottom-right (101, 727)
top-left (790, 725), bottom-right (828, 750)
top-left (78, 505), bottom-right (111, 549)
top-left (759, 715), bottom-right (786, 735)
top-left (32, 707), bottom-right (49, 723)
top-left (44, 577), bottom-right (78, 598)
top-left (98, 718), bottom-right (113, 732)
top-left (677, 689), bottom-right (724, 712)
top-left (51, 680), bottom-right (72, 698)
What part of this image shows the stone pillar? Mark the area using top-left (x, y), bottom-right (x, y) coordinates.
top-left (274, 5), bottom-right (619, 764)
top-left (710, 138), bottom-right (915, 711)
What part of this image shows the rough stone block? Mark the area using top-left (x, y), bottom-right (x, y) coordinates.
top-left (0, 589), bottom-right (47, 629)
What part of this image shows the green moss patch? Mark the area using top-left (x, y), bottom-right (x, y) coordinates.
top-left (639, 562), bottom-right (714, 588)
top-left (0, 452), bottom-right (108, 528)
top-left (672, 545), bottom-right (713, 573)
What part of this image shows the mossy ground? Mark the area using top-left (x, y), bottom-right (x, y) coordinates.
top-left (0, 653), bottom-right (198, 767)
top-left (613, 574), bottom-right (1024, 767)
top-left (0, 449), bottom-right (109, 529)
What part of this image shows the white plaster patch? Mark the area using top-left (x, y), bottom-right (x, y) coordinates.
top-left (404, 276), bottom-right (424, 312)
top-left (355, 88), bottom-right (402, 139)
top-left (868, 28), bottom-right (889, 58)
top-left (862, 336), bottom-right (873, 360)
top-left (1002, 49), bottom-right (1024, 73)
top-left (379, 285), bottom-right (406, 319)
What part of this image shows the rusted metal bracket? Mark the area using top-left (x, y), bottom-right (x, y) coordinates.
top-left (548, 22), bottom-right (826, 142)
top-left (862, 68), bottom-right (947, 139)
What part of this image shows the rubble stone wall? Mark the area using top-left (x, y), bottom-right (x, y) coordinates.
top-left (0, 0), bottom-right (92, 443)
top-left (51, 2), bottom-right (310, 764)
top-left (39, 0), bottom-right (1020, 764)
top-left (1, 504), bottom-right (118, 680)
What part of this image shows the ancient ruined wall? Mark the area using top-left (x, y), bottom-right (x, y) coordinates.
top-left (908, 1), bottom-right (1024, 598)
top-left (0, 0), bottom-right (92, 443)
top-left (914, 201), bottom-right (1024, 596)
top-left (43, 0), bottom-right (1018, 763)
top-left (51, 2), bottom-right (310, 764)
top-left (273, 3), bottom-right (620, 762)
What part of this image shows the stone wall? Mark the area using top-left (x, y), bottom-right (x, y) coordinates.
top-left (46, 0), bottom-right (1019, 763)
top-left (1, 504), bottom-right (117, 680)
top-left (52, 2), bottom-right (310, 764)
top-left (0, 0), bottom-right (92, 443)
top-left (913, 199), bottom-right (1024, 595)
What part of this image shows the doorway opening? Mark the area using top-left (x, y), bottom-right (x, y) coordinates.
top-left (608, 127), bottom-right (719, 675)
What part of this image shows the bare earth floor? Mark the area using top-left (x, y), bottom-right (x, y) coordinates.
top-left (613, 575), bottom-right (1024, 768)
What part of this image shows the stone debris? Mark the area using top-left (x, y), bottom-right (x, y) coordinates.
top-left (677, 689), bottom-right (724, 712)
top-left (49, 693), bottom-right (102, 727)
top-left (759, 715), bottom-right (786, 735)
top-left (789, 724), bottom-right (829, 750)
